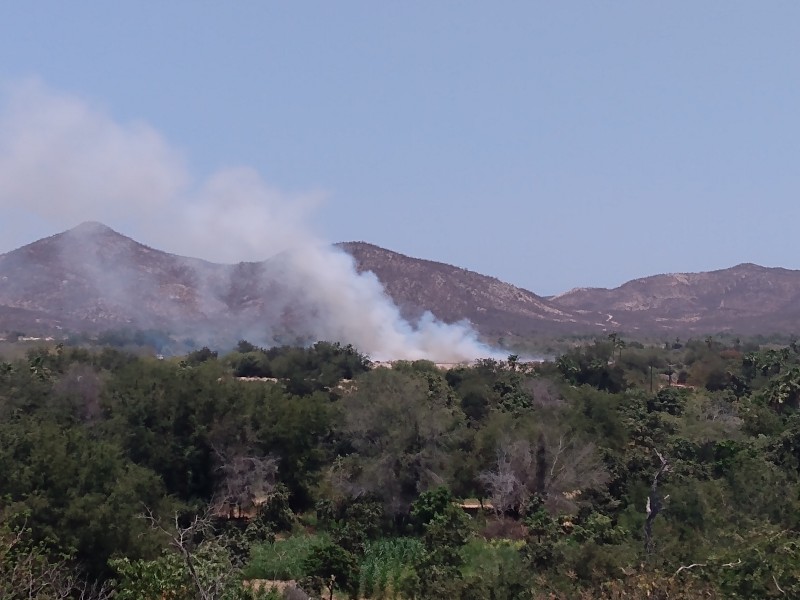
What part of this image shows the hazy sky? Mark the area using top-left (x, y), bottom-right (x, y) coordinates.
top-left (1, 2), bottom-right (798, 295)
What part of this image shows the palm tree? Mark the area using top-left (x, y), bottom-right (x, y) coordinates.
top-left (608, 333), bottom-right (625, 360)
top-left (556, 355), bottom-right (579, 384)
top-left (763, 366), bottom-right (800, 410)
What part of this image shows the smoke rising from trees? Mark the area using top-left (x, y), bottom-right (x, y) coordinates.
top-left (0, 79), bottom-right (497, 360)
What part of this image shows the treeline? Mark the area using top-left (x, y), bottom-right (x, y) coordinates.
top-left (1, 336), bottom-right (800, 598)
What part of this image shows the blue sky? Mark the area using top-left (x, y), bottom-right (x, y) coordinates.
top-left (0, 2), bottom-right (798, 295)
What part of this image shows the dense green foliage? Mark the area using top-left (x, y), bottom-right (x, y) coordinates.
top-left (2, 334), bottom-right (800, 598)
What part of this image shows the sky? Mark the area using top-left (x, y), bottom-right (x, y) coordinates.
top-left (0, 2), bottom-right (798, 296)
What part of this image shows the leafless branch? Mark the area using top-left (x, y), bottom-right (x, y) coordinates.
top-left (644, 448), bottom-right (670, 554)
top-left (542, 434), bottom-right (609, 513)
top-left (525, 378), bottom-right (564, 409)
top-left (674, 562), bottom-right (707, 576)
top-left (480, 433), bottom-right (609, 516)
top-left (721, 559), bottom-right (742, 568)
top-left (141, 507), bottom-right (233, 600)
top-left (773, 574), bottom-right (786, 596)
top-left (673, 557), bottom-right (742, 581)
top-left (1, 519), bottom-right (111, 600)
top-left (548, 434), bottom-right (569, 481)
top-left (479, 439), bottom-right (533, 516)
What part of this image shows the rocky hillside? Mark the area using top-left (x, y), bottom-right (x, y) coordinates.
top-left (337, 242), bottom-right (589, 335)
top-left (549, 263), bottom-right (800, 334)
top-left (1, 223), bottom-right (798, 342)
top-left (0, 222), bottom-right (258, 335)
top-left (0, 223), bottom-right (598, 342)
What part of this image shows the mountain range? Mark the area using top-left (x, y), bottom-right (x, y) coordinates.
top-left (1, 222), bottom-right (798, 343)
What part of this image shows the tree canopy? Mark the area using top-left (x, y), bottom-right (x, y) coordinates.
top-left (2, 335), bottom-right (800, 598)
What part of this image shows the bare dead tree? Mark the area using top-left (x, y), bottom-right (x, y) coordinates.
top-left (479, 433), bottom-right (609, 516)
top-left (212, 451), bottom-right (279, 519)
top-left (327, 455), bottom-right (369, 500)
top-left (1, 517), bottom-right (111, 600)
top-left (544, 434), bottom-right (609, 512)
top-left (141, 507), bottom-right (238, 600)
top-left (524, 378), bottom-right (565, 409)
top-left (50, 573), bottom-right (113, 600)
top-left (479, 439), bottom-right (534, 516)
top-left (644, 448), bottom-right (670, 554)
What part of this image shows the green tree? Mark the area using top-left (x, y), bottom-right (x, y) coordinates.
top-left (302, 541), bottom-right (360, 600)
top-left (403, 502), bottom-right (472, 599)
top-left (0, 420), bottom-right (165, 577)
top-left (334, 369), bottom-right (465, 514)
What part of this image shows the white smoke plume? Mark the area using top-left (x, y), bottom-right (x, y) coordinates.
top-left (0, 79), bottom-right (498, 361)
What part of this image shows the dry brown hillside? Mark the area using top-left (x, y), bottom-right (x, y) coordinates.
top-left (1, 223), bottom-right (798, 340)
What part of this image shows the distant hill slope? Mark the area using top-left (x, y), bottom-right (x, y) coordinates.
top-left (0, 222), bottom-right (256, 335)
top-left (0, 224), bottom-right (597, 342)
top-left (1, 223), bottom-right (799, 341)
top-left (337, 242), bottom-right (589, 335)
top-left (549, 263), bottom-right (800, 334)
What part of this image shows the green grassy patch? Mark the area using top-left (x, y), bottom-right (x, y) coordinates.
top-left (244, 533), bottom-right (329, 581)
top-left (359, 538), bottom-right (423, 598)
top-left (461, 537), bottom-right (526, 579)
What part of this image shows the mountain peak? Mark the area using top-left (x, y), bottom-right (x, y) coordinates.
top-left (67, 221), bottom-right (117, 236)
top-left (61, 221), bottom-right (143, 250)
